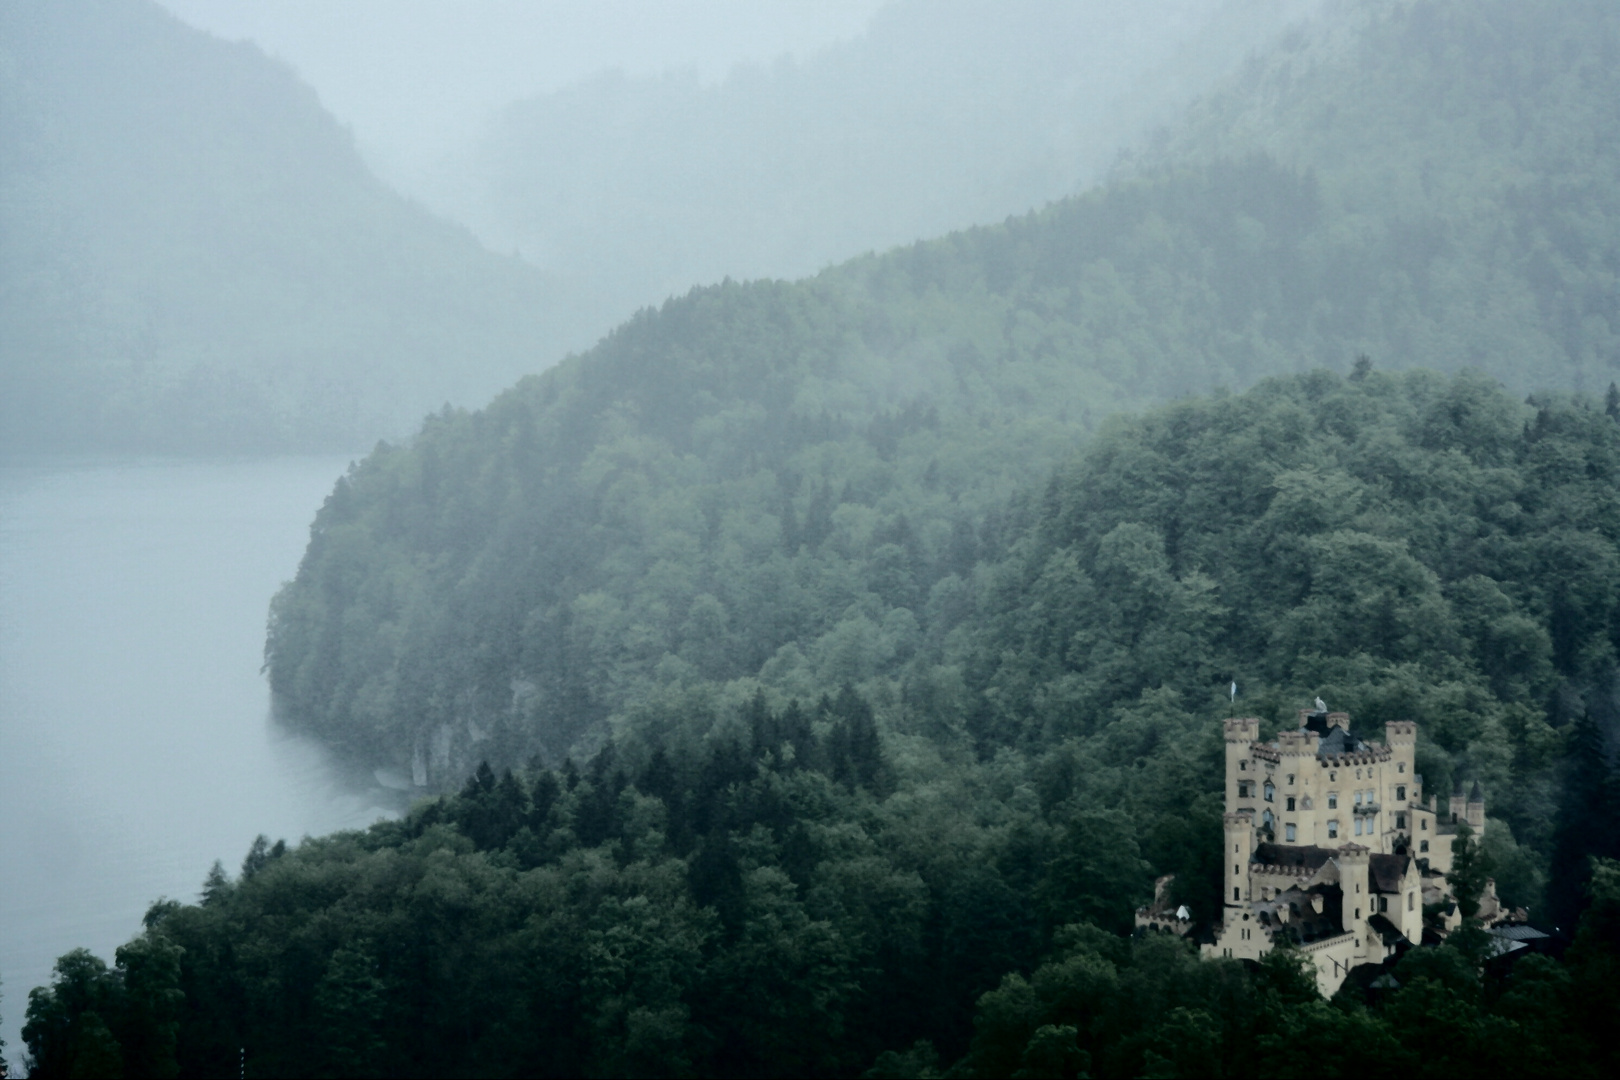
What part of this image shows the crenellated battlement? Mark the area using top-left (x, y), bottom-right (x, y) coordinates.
top-left (1207, 703), bottom-right (1480, 996)
top-left (1224, 717), bottom-right (1261, 742)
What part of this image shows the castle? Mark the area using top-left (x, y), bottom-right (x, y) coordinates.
top-left (1139, 707), bottom-right (1503, 995)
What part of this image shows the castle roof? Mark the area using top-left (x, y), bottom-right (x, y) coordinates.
top-left (1317, 725), bottom-right (1372, 757)
top-left (1367, 913), bottom-right (1405, 947)
top-left (1468, 780), bottom-right (1484, 803)
top-left (1369, 853), bottom-right (1410, 894)
top-left (1253, 842), bottom-right (1336, 872)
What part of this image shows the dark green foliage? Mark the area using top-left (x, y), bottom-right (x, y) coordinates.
top-left (266, 0), bottom-right (1620, 801)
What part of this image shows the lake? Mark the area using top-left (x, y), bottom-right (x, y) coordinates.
top-left (0, 457), bottom-right (400, 1070)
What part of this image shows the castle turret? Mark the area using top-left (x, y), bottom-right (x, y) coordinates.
top-left (1224, 717), bottom-right (1260, 811)
top-left (1385, 721), bottom-right (1416, 785)
top-left (1224, 811), bottom-right (1254, 915)
top-left (1338, 844), bottom-right (1370, 932)
top-left (1448, 781), bottom-right (1465, 825)
top-left (1465, 781), bottom-right (1485, 831)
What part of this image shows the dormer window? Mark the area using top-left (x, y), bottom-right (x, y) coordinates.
top-left (1264, 781), bottom-right (1275, 802)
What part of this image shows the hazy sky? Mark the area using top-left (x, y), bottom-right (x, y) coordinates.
top-left (155, 0), bottom-right (889, 182)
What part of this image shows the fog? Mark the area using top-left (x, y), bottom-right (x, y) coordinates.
top-left (1, 2), bottom-right (1326, 1066)
top-left (0, 459), bottom-right (398, 1067)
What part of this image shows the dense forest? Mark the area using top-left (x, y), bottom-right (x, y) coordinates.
top-left (22, 373), bottom-right (1620, 1075)
top-left (17, 0), bottom-right (1620, 1075)
top-left (268, 0), bottom-right (1620, 787)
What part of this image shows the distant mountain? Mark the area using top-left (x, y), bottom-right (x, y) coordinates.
top-left (0, 0), bottom-right (591, 453)
top-left (264, 0), bottom-right (1620, 784)
top-left (425, 0), bottom-right (1320, 325)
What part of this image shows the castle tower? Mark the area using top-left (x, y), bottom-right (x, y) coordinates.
top-left (1448, 781), bottom-right (1466, 825)
top-left (1338, 844), bottom-right (1370, 932)
top-left (1465, 781), bottom-right (1485, 831)
top-left (1384, 721), bottom-right (1416, 784)
top-left (1276, 727), bottom-right (1320, 844)
top-left (1224, 811), bottom-right (1254, 915)
top-left (1224, 717), bottom-right (1260, 811)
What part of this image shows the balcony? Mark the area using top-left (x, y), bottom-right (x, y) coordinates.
top-left (1353, 802), bottom-right (1380, 815)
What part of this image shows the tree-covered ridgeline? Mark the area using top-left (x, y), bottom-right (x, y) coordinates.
top-left (28, 371), bottom-right (1620, 1074)
top-left (19, 715), bottom-right (1620, 1077)
top-left (265, 0), bottom-right (1620, 791)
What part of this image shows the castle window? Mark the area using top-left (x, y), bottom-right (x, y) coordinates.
top-left (1409, 892), bottom-right (1416, 911)
top-left (1286, 797), bottom-right (1296, 811)
top-left (1239, 761), bottom-right (1247, 771)
top-left (1285, 823), bottom-right (1296, 842)
top-left (1397, 785), bottom-right (1406, 801)
top-left (1234, 887), bottom-right (1240, 902)
top-left (1398, 762), bottom-right (1406, 773)
top-left (1420, 818), bottom-right (1428, 831)
top-left (1396, 813), bottom-right (1406, 830)
top-left (1356, 768), bottom-right (1362, 779)
top-left (1380, 896), bottom-right (1388, 912)
top-left (1355, 791), bottom-right (1363, 806)
top-left (1330, 770), bottom-right (1337, 781)
top-left (1328, 793), bottom-right (1338, 809)
top-left (1328, 820), bottom-right (1339, 838)
top-left (1287, 774), bottom-right (1295, 785)
top-left (1263, 810), bottom-right (1274, 831)
top-left (1354, 818), bottom-right (1363, 836)
top-left (1420, 840), bottom-right (1429, 853)
top-left (1264, 782), bottom-right (1275, 802)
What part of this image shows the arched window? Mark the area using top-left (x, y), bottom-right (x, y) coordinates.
top-left (1264, 781), bottom-right (1275, 802)
top-left (1262, 809), bottom-right (1275, 831)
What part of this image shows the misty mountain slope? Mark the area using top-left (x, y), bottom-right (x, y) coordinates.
top-left (0, 0), bottom-right (589, 453)
top-left (265, 0), bottom-right (1620, 782)
top-left (1136, 0), bottom-right (1620, 389)
top-left (432, 0), bottom-right (1320, 322)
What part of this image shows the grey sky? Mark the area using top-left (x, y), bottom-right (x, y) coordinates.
top-left (155, 1), bottom-right (888, 184)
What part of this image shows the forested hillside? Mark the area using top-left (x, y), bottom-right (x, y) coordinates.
top-left (24, 373), bottom-right (1620, 1077)
top-left (0, 0), bottom-right (585, 452)
top-left (267, 0), bottom-right (1620, 791)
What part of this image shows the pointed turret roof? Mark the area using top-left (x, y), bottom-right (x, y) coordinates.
top-left (1468, 780), bottom-right (1484, 803)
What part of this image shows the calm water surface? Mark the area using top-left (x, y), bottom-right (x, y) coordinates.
top-left (0, 457), bottom-right (399, 1070)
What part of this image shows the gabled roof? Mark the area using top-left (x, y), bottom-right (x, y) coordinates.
top-left (1488, 924), bottom-right (1550, 941)
top-left (1253, 842), bottom-right (1336, 871)
top-left (1367, 913), bottom-right (1406, 946)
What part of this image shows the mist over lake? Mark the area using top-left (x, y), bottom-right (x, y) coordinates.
top-left (0, 458), bottom-right (396, 1066)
